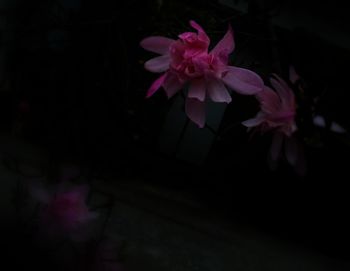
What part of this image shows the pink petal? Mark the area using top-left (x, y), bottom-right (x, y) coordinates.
top-left (271, 74), bottom-right (290, 90)
top-left (257, 86), bottom-right (280, 114)
top-left (285, 136), bottom-right (298, 166)
top-left (189, 20), bottom-right (210, 44)
top-left (242, 114), bottom-right (265, 127)
top-left (211, 24), bottom-right (234, 62)
top-left (163, 72), bottom-right (183, 98)
top-left (146, 73), bottom-right (166, 98)
top-left (140, 36), bottom-right (175, 55)
top-left (270, 133), bottom-right (283, 161)
top-left (270, 76), bottom-right (294, 107)
top-left (185, 98), bottom-right (206, 128)
top-left (207, 79), bottom-right (232, 103)
top-left (192, 55), bottom-right (210, 71)
top-left (289, 66), bottom-right (300, 85)
top-left (188, 79), bottom-right (206, 102)
top-left (222, 66), bottom-right (264, 95)
top-left (189, 20), bottom-right (205, 33)
top-left (144, 55), bottom-right (170, 73)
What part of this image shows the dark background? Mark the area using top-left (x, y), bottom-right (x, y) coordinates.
top-left (1, 0), bottom-right (350, 261)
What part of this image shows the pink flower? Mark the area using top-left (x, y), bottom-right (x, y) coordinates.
top-left (242, 75), bottom-right (297, 137)
top-left (242, 74), bottom-right (305, 172)
top-left (31, 184), bottom-right (97, 236)
top-left (141, 20), bottom-right (264, 128)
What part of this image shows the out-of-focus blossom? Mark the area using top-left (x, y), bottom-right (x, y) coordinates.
top-left (243, 73), bottom-right (305, 173)
top-left (242, 75), bottom-right (297, 137)
top-left (31, 184), bottom-right (97, 236)
top-left (141, 20), bottom-right (263, 127)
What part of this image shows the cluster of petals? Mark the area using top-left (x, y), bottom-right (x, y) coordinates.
top-left (242, 71), bottom-right (301, 167)
top-left (140, 20), bottom-right (264, 127)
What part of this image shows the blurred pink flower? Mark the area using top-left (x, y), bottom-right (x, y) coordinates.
top-left (141, 20), bottom-right (263, 127)
top-left (242, 75), bottom-right (297, 137)
top-left (32, 184), bottom-right (97, 236)
top-left (242, 74), bottom-right (305, 172)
